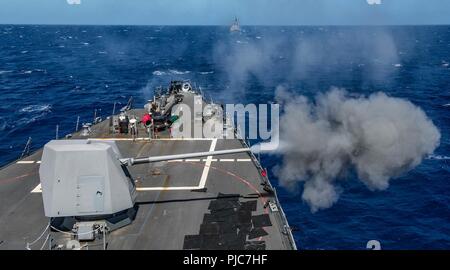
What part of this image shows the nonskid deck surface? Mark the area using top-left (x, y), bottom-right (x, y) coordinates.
top-left (0, 93), bottom-right (296, 250)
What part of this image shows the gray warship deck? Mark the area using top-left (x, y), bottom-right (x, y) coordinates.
top-left (0, 92), bottom-right (296, 250)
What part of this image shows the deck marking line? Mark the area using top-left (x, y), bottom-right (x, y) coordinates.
top-left (237, 159), bottom-right (252, 162)
top-left (88, 137), bottom-right (212, 141)
top-left (17, 161), bottom-right (35, 164)
top-left (31, 183), bottom-right (42, 193)
top-left (167, 159), bottom-right (183, 162)
top-left (198, 138), bottom-right (217, 188)
top-left (219, 159), bottom-right (234, 162)
top-left (138, 138), bottom-right (217, 191)
top-left (137, 186), bottom-right (200, 191)
top-left (185, 159), bottom-right (201, 162)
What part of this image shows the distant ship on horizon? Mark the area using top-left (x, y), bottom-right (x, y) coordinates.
top-left (230, 16), bottom-right (240, 32)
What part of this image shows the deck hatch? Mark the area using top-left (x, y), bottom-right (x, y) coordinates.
top-left (76, 176), bottom-right (105, 213)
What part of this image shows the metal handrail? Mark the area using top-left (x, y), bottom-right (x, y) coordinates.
top-left (234, 127), bottom-right (298, 250)
top-left (19, 137), bottom-right (32, 160)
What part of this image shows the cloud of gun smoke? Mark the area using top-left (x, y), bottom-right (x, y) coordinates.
top-left (273, 86), bottom-right (441, 212)
top-left (213, 27), bottom-right (403, 101)
top-left (290, 29), bottom-right (400, 82)
top-left (213, 36), bottom-right (285, 102)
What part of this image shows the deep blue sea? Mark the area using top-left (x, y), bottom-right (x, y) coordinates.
top-left (0, 25), bottom-right (449, 249)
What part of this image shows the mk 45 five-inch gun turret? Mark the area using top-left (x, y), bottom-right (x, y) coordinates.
top-left (38, 139), bottom-right (251, 241)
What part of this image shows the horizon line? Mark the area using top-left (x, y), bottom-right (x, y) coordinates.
top-left (1, 23), bottom-right (450, 27)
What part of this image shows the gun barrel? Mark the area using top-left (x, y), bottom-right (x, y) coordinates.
top-left (120, 148), bottom-right (251, 166)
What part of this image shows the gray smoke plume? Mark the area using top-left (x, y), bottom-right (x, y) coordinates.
top-left (213, 35), bottom-right (285, 102)
top-left (273, 86), bottom-right (441, 212)
top-left (212, 27), bottom-right (409, 104)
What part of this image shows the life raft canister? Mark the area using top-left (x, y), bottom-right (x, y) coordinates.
top-left (182, 82), bottom-right (191, 92)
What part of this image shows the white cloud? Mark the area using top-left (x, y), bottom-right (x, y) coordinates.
top-left (367, 0), bottom-right (381, 5)
top-left (67, 0), bottom-right (81, 5)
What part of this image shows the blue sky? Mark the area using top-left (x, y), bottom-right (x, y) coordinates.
top-left (1, 0), bottom-right (450, 25)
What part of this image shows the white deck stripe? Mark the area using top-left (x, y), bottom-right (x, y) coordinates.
top-left (151, 138), bottom-right (212, 141)
top-left (17, 160), bottom-right (35, 164)
top-left (198, 138), bottom-right (217, 189)
top-left (31, 183), bottom-right (207, 192)
top-left (36, 161), bottom-right (41, 164)
top-left (136, 186), bottom-right (200, 191)
top-left (167, 159), bottom-right (183, 162)
top-left (185, 159), bottom-right (201, 162)
top-left (158, 158), bottom-right (245, 163)
top-left (31, 183), bottom-right (42, 193)
top-left (89, 137), bottom-right (213, 141)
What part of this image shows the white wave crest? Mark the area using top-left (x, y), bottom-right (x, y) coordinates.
top-left (20, 104), bottom-right (52, 113)
top-left (427, 154), bottom-right (450, 160)
top-left (153, 69), bottom-right (191, 76)
top-left (152, 70), bottom-right (167, 76)
top-left (168, 69), bottom-right (190, 75)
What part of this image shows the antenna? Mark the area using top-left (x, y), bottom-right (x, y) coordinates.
top-left (75, 116), bottom-right (80, 132)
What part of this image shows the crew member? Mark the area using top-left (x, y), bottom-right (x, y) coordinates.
top-left (141, 112), bottom-right (153, 138)
top-left (129, 117), bottom-right (138, 140)
top-left (141, 112), bottom-right (152, 127)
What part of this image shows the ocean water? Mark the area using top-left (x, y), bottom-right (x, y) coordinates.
top-left (0, 25), bottom-right (449, 249)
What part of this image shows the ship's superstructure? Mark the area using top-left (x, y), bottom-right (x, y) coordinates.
top-left (0, 80), bottom-right (296, 250)
top-left (230, 17), bottom-right (240, 32)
